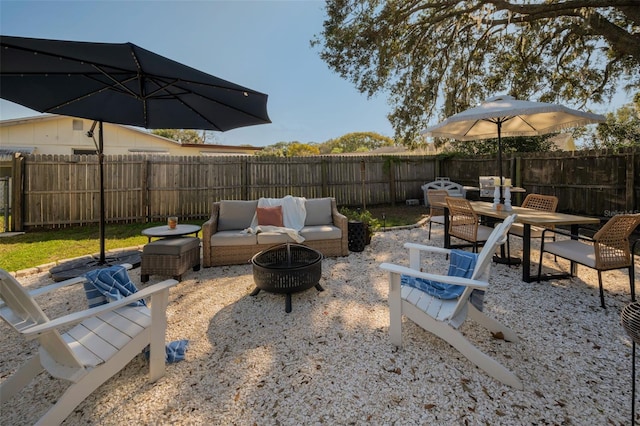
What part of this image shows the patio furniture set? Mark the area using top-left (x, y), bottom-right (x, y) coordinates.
top-left (135, 196), bottom-right (348, 282)
top-left (0, 195), bottom-right (349, 424)
top-left (427, 188), bottom-right (638, 291)
top-left (418, 180), bottom-right (639, 423)
top-left (1, 187), bottom-right (638, 424)
top-left (201, 196), bottom-right (348, 267)
top-left (134, 189), bottom-right (640, 426)
top-left (388, 182), bottom-right (638, 392)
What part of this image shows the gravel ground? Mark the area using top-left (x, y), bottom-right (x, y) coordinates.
top-left (1, 225), bottom-right (639, 425)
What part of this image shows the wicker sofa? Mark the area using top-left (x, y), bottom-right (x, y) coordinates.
top-left (202, 197), bottom-right (349, 267)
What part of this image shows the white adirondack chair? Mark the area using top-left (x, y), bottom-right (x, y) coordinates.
top-left (380, 214), bottom-right (523, 389)
top-left (0, 268), bottom-right (178, 425)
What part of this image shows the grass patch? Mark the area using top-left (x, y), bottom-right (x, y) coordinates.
top-left (367, 204), bottom-right (428, 228)
top-left (0, 220), bottom-right (202, 272)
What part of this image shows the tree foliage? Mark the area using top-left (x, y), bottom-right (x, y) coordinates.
top-left (288, 142), bottom-right (321, 156)
top-left (259, 132), bottom-right (394, 156)
top-left (151, 129), bottom-right (204, 144)
top-left (256, 141), bottom-right (321, 157)
top-left (313, 1), bottom-right (640, 145)
top-left (447, 135), bottom-right (558, 156)
top-left (320, 131), bottom-right (394, 153)
top-left (256, 141), bottom-right (289, 157)
top-left (581, 102), bottom-right (640, 148)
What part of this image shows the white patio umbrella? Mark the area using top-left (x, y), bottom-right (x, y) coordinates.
top-left (422, 95), bottom-right (606, 202)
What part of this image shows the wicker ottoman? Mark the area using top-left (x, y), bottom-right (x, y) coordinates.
top-left (141, 237), bottom-right (201, 282)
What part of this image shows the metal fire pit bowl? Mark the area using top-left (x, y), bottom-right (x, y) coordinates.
top-left (251, 243), bottom-right (323, 313)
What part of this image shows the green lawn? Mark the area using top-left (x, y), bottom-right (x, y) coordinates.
top-left (0, 220), bottom-right (203, 273)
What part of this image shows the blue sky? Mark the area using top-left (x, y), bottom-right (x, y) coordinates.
top-left (0, 1), bottom-right (632, 147)
top-left (0, 0), bottom-right (395, 147)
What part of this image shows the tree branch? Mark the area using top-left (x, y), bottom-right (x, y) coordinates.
top-left (481, 1), bottom-right (640, 64)
top-left (580, 9), bottom-right (640, 62)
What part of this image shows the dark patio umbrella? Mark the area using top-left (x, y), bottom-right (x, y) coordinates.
top-left (422, 95), bottom-right (605, 202)
top-left (0, 35), bottom-right (271, 268)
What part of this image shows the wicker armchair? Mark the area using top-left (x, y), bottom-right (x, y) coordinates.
top-left (426, 189), bottom-right (448, 240)
top-left (506, 194), bottom-right (559, 260)
top-left (537, 213), bottom-right (640, 308)
top-left (446, 196), bottom-right (494, 252)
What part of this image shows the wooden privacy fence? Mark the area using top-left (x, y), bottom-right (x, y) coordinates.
top-left (3, 147), bottom-right (638, 231)
top-left (440, 147), bottom-right (638, 216)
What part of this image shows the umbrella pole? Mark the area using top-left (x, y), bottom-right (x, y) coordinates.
top-left (497, 122), bottom-right (504, 204)
top-left (98, 121), bottom-right (106, 264)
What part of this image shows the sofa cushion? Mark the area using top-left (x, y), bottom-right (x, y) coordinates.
top-left (300, 225), bottom-right (342, 241)
top-left (257, 206), bottom-right (284, 227)
top-left (304, 198), bottom-right (333, 226)
top-left (256, 232), bottom-right (297, 245)
top-left (211, 230), bottom-right (258, 246)
top-left (218, 200), bottom-right (258, 231)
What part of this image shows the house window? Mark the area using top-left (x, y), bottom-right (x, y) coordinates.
top-left (72, 119), bottom-right (84, 131)
top-left (73, 149), bottom-right (98, 155)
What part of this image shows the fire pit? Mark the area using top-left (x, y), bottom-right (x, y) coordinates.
top-left (250, 243), bottom-right (323, 313)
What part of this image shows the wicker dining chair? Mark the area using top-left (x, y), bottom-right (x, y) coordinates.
top-left (506, 194), bottom-right (559, 260)
top-left (446, 196), bottom-right (494, 252)
top-left (538, 213), bottom-right (640, 308)
top-left (426, 189), bottom-right (448, 240)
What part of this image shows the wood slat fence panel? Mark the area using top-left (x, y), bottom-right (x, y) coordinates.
top-left (7, 147), bottom-right (638, 231)
top-left (518, 149), bottom-right (634, 216)
top-left (105, 155), bottom-right (145, 222)
top-left (23, 154), bottom-right (98, 227)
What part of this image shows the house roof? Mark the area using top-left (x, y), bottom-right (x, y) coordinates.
top-left (0, 114), bottom-right (263, 154)
top-left (0, 114), bottom-right (181, 144)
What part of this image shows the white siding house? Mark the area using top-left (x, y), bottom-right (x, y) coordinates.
top-left (0, 115), bottom-right (262, 156)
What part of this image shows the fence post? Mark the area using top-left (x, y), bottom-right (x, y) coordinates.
top-left (242, 157), bottom-right (248, 200)
top-left (11, 153), bottom-right (24, 231)
top-left (387, 160), bottom-right (396, 207)
top-left (143, 157), bottom-right (150, 222)
top-left (321, 159), bottom-right (329, 197)
top-left (360, 160), bottom-right (367, 210)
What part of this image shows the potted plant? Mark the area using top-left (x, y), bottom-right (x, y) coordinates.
top-left (339, 207), bottom-right (381, 245)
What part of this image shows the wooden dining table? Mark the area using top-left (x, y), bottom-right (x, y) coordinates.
top-left (438, 200), bottom-right (601, 283)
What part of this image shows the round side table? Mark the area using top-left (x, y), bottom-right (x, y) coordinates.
top-left (142, 224), bottom-right (201, 242)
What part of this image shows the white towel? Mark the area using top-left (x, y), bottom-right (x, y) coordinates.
top-left (243, 195), bottom-right (307, 242)
top-left (244, 225), bottom-right (305, 243)
top-left (249, 195), bottom-right (307, 230)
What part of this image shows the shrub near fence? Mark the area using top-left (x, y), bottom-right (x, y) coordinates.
top-left (2, 147), bottom-right (638, 231)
